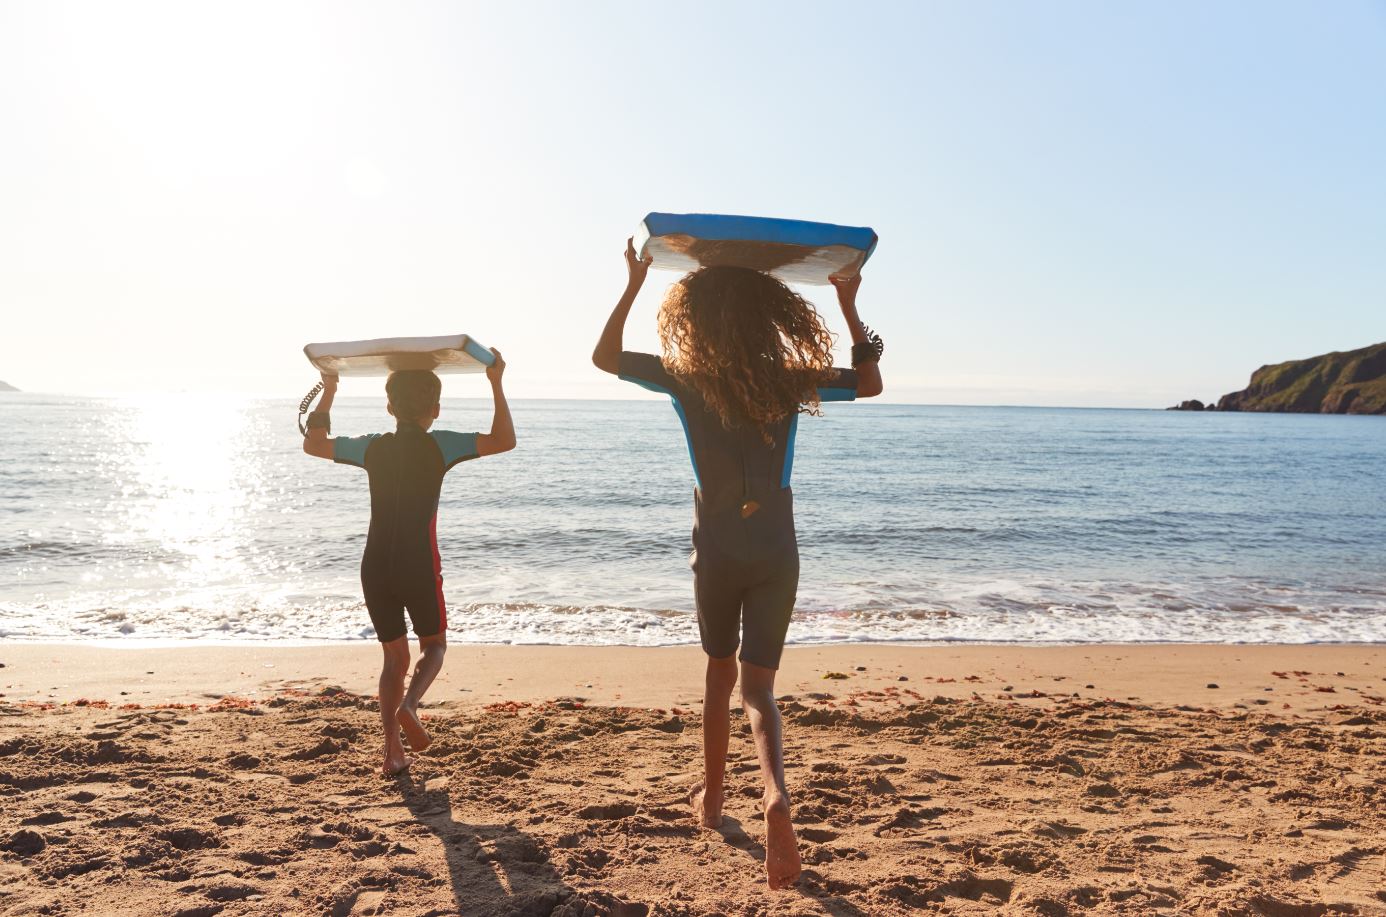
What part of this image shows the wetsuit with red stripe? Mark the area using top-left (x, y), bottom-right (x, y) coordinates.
top-left (333, 423), bottom-right (479, 642)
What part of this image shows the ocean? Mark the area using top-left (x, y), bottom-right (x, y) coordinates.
top-left (2, 393), bottom-right (1384, 645)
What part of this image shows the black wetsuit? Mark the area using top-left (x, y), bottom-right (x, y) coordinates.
top-left (333, 423), bottom-right (480, 642)
top-left (618, 352), bottom-right (859, 669)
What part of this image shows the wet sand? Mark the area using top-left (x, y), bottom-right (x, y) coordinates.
top-left (1, 643), bottom-right (1383, 915)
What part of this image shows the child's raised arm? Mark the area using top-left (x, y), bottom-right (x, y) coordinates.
top-left (592, 237), bottom-right (653, 375)
top-left (476, 349), bottom-right (516, 457)
top-left (302, 372), bottom-right (340, 459)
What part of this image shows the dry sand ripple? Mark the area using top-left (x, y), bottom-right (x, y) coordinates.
top-left (1, 688), bottom-right (1383, 916)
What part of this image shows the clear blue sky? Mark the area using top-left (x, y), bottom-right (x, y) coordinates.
top-left (2, 1), bottom-right (1382, 405)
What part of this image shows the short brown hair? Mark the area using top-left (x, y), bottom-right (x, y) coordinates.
top-left (385, 370), bottom-right (441, 419)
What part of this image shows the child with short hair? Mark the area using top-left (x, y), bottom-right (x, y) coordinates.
top-left (303, 351), bottom-right (514, 775)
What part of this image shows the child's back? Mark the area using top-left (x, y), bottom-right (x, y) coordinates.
top-left (335, 422), bottom-right (480, 642)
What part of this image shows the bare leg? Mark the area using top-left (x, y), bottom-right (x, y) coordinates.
top-left (741, 661), bottom-right (800, 889)
top-left (399, 632), bottom-right (446, 752)
top-left (378, 637), bottom-right (411, 776)
top-left (692, 654), bottom-right (738, 828)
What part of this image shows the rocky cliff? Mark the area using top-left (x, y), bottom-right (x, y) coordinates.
top-left (1217, 342), bottom-right (1386, 414)
top-left (0, 380), bottom-right (18, 392)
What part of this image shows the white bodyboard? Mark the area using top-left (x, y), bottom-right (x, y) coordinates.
top-left (304, 334), bottom-right (494, 377)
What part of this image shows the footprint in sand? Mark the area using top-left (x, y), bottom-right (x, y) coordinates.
top-left (202, 882), bottom-right (264, 903)
top-left (328, 888), bottom-right (388, 917)
top-left (864, 753), bottom-right (906, 765)
top-left (1305, 817), bottom-right (1352, 831)
top-left (873, 805), bottom-right (949, 837)
top-left (1327, 845), bottom-right (1382, 880)
top-left (575, 802), bottom-right (639, 820)
top-left (996, 845), bottom-right (1055, 874)
top-left (880, 872), bottom-right (1014, 908)
top-left (319, 721), bottom-right (360, 740)
top-left (565, 846), bottom-right (612, 876)
top-left (171, 906), bottom-right (226, 917)
top-left (305, 826), bottom-right (342, 849)
top-left (1244, 893), bottom-right (1352, 916)
top-left (1029, 820), bottom-right (1088, 840)
top-left (806, 774), bottom-right (850, 791)
top-left (1196, 854), bottom-right (1237, 876)
top-left (159, 828), bottom-right (221, 852)
top-left (285, 737), bottom-right (347, 761)
top-left (2, 829), bottom-right (46, 857)
top-left (861, 773), bottom-right (898, 796)
top-left (235, 848), bottom-right (292, 866)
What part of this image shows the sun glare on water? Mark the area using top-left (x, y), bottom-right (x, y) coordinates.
top-left (104, 395), bottom-right (266, 587)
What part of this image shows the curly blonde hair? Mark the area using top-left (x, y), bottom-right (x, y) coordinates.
top-left (657, 266), bottom-right (836, 442)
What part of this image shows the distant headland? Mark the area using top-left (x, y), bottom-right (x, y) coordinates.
top-left (1170, 341), bottom-right (1386, 414)
top-left (0, 380), bottom-right (18, 392)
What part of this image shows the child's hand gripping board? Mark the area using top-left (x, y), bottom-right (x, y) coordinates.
top-left (635, 213), bottom-right (878, 286)
top-left (304, 334), bottom-right (495, 377)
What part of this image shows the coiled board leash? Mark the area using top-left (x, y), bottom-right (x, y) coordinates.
top-left (296, 382), bottom-right (324, 436)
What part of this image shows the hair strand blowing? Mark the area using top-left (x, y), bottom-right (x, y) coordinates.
top-left (657, 266), bottom-right (836, 443)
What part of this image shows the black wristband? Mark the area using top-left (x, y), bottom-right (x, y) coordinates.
top-left (851, 325), bottom-right (884, 367)
top-left (306, 411), bottom-right (331, 434)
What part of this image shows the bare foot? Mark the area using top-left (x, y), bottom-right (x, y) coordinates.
top-left (690, 781), bottom-right (723, 828)
top-left (763, 796), bottom-right (801, 889)
top-left (398, 702), bottom-right (432, 752)
top-left (382, 744), bottom-right (411, 777)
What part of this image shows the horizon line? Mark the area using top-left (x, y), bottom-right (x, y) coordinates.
top-left (0, 389), bottom-right (1255, 413)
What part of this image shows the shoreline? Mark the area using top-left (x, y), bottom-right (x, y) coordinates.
top-left (8, 636), bottom-right (1384, 646)
top-left (3, 642), bottom-right (1381, 713)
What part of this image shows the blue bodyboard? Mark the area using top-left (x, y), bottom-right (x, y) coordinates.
top-left (635, 212), bottom-right (878, 285)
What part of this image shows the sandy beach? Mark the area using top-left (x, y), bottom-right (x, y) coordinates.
top-left (2, 643), bottom-right (1383, 916)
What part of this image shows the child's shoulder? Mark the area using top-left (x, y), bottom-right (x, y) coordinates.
top-left (429, 429), bottom-right (481, 469)
top-left (332, 432), bottom-right (384, 468)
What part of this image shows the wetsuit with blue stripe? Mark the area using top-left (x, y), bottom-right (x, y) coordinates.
top-left (333, 423), bottom-right (480, 642)
top-left (618, 351), bottom-right (859, 669)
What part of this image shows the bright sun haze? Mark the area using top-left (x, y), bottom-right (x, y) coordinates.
top-left (1, 1), bottom-right (1383, 406)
